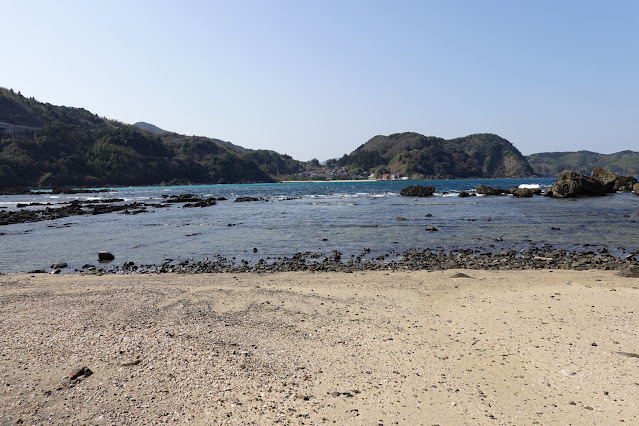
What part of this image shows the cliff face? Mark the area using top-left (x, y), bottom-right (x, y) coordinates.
top-left (337, 132), bottom-right (535, 179)
top-left (526, 151), bottom-right (639, 177)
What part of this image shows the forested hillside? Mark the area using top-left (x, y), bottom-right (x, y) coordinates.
top-left (332, 132), bottom-right (535, 179)
top-left (0, 88), bottom-right (305, 187)
top-left (526, 151), bottom-right (639, 177)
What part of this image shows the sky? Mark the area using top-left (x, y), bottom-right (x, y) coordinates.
top-left (3, 0), bottom-right (638, 161)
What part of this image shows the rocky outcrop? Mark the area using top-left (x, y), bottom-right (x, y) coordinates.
top-left (591, 167), bottom-right (638, 193)
top-left (634, 183), bottom-right (639, 194)
top-left (476, 185), bottom-right (507, 196)
top-left (547, 170), bottom-right (607, 198)
top-left (613, 176), bottom-right (638, 192)
top-left (400, 185), bottom-right (435, 197)
top-left (509, 188), bottom-right (535, 198)
top-left (234, 197), bottom-right (268, 202)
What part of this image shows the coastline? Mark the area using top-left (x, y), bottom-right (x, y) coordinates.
top-left (280, 179), bottom-right (378, 183)
top-left (2, 269), bottom-right (638, 424)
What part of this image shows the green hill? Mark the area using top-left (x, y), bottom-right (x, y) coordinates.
top-left (333, 132), bottom-right (535, 179)
top-left (133, 122), bottom-right (166, 133)
top-left (526, 151), bottom-right (639, 177)
top-left (0, 88), bottom-right (305, 187)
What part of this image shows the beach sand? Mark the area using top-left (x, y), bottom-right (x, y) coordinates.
top-left (1, 270), bottom-right (638, 425)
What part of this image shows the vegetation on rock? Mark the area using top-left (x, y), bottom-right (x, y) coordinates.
top-left (336, 132), bottom-right (535, 179)
top-left (0, 88), bottom-right (305, 187)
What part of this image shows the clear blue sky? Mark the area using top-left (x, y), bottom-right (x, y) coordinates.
top-left (4, 0), bottom-right (638, 160)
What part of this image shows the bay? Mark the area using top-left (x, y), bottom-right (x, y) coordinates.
top-left (1, 178), bottom-right (638, 273)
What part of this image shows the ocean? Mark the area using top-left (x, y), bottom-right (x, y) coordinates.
top-left (1, 178), bottom-right (638, 273)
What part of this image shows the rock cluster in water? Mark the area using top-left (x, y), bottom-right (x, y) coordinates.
top-left (546, 168), bottom-right (638, 198)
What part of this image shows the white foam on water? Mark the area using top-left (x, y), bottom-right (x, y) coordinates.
top-left (518, 184), bottom-right (541, 189)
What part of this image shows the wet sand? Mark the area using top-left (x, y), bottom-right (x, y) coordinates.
top-left (1, 270), bottom-right (638, 425)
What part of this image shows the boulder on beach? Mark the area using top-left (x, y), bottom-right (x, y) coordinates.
top-left (547, 170), bottom-right (607, 198)
top-left (399, 185), bottom-right (435, 197)
top-left (476, 185), bottom-right (507, 196)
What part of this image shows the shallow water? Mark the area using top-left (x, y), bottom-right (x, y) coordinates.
top-left (2, 178), bottom-right (638, 272)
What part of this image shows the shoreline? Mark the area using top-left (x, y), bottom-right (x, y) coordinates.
top-left (280, 179), bottom-right (378, 183)
top-left (32, 246), bottom-right (639, 275)
top-left (1, 269), bottom-right (638, 424)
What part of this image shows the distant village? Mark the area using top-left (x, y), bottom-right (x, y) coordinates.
top-left (289, 167), bottom-right (410, 181)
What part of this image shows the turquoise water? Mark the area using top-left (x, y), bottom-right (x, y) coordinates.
top-left (1, 178), bottom-right (638, 272)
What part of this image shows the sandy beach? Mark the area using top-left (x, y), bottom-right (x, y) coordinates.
top-left (1, 270), bottom-right (638, 425)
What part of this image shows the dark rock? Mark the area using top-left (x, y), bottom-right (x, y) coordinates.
top-left (50, 262), bottom-right (68, 269)
top-left (183, 197), bottom-right (217, 208)
top-left (162, 194), bottom-right (201, 203)
top-left (68, 366), bottom-right (93, 381)
top-left (395, 216), bottom-right (407, 221)
top-left (400, 185), bottom-right (435, 197)
top-left (591, 168), bottom-right (638, 193)
top-left (98, 251), bottom-right (115, 261)
top-left (510, 188), bottom-right (534, 198)
top-left (591, 167), bottom-right (619, 192)
top-left (548, 170), bottom-right (607, 198)
top-left (451, 272), bottom-right (473, 278)
top-left (458, 191), bottom-right (470, 197)
top-left (614, 175), bottom-right (638, 192)
top-left (234, 197), bottom-right (267, 202)
top-left (425, 226), bottom-right (438, 232)
top-left (476, 185), bottom-right (507, 196)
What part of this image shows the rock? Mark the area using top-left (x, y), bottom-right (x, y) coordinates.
top-left (400, 185), bottom-right (435, 197)
top-left (591, 168), bottom-right (638, 192)
top-left (591, 167), bottom-right (618, 192)
top-left (617, 351), bottom-right (639, 358)
top-left (476, 185), bottom-right (507, 196)
top-left (50, 262), bottom-right (68, 269)
top-left (98, 251), bottom-right (115, 261)
top-left (234, 196), bottom-right (267, 202)
top-left (548, 170), bottom-right (607, 198)
top-left (616, 267), bottom-right (639, 278)
top-left (67, 366), bottom-right (93, 381)
top-left (395, 216), bottom-right (407, 221)
top-left (458, 191), bottom-right (470, 197)
top-left (451, 272), bottom-right (473, 278)
top-left (183, 197), bottom-right (217, 208)
top-left (425, 226), bottom-right (438, 232)
top-left (510, 188), bottom-right (534, 198)
top-left (634, 183), bottom-right (639, 194)
top-left (614, 175), bottom-right (638, 192)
